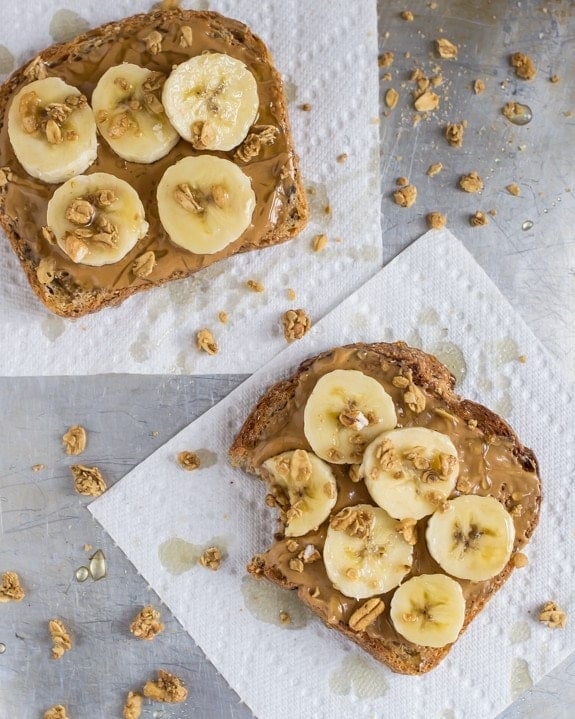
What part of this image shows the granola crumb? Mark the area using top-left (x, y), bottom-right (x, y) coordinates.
top-left (445, 122), bottom-right (465, 147)
top-left (414, 90), bottom-right (439, 112)
top-left (199, 546), bottom-right (222, 570)
top-left (469, 210), bottom-right (488, 227)
top-left (312, 233), bottom-right (328, 252)
top-left (196, 328), bottom-right (218, 355)
top-left (0, 571), bottom-right (25, 603)
top-left (299, 103), bottom-right (312, 111)
top-left (550, 74), bottom-right (560, 84)
top-left (336, 152), bottom-right (348, 163)
top-left (83, 544), bottom-right (92, 552)
top-left (32, 463), bottom-right (45, 472)
top-left (511, 552), bottom-right (529, 568)
top-left (282, 309), bottom-right (311, 342)
top-left (393, 184), bottom-right (417, 208)
top-left (473, 79), bottom-right (485, 94)
top-left (467, 418), bottom-right (478, 429)
top-left (246, 279), bottom-right (265, 293)
top-left (123, 691), bottom-right (143, 719)
top-left (378, 51), bottom-right (394, 68)
top-left (177, 451), bottom-right (201, 471)
top-left (279, 610), bottom-right (291, 624)
top-left (538, 601), bottom-right (567, 628)
top-left (396, 176), bottom-right (409, 186)
top-left (400, 10), bottom-right (414, 21)
top-left (385, 88), bottom-right (399, 109)
top-left (286, 288), bottom-right (296, 301)
top-left (62, 425), bottom-right (87, 456)
top-left (247, 554), bottom-right (266, 577)
top-left (130, 605), bottom-right (165, 640)
top-left (502, 101), bottom-right (529, 122)
top-left (506, 183), bottom-right (521, 196)
top-left (71, 465), bottom-right (106, 497)
top-left (426, 211), bottom-right (446, 230)
top-left (218, 311), bottom-right (228, 324)
top-left (48, 619), bottom-right (72, 660)
top-left (510, 52), bottom-right (536, 80)
top-left (436, 38), bottom-right (458, 59)
top-left (143, 670), bottom-right (188, 703)
top-left (518, 354), bottom-right (527, 363)
top-left (44, 706), bottom-right (70, 719)
top-left (426, 162), bottom-right (443, 177)
top-left (488, 208), bottom-right (497, 217)
top-left (459, 171), bottom-right (484, 193)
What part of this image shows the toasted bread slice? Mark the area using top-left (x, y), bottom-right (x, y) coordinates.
top-left (0, 7), bottom-right (307, 317)
top-left (229, 342), bottom-right (541, 674)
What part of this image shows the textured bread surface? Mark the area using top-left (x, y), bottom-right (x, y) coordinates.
top-left (0, 7), bottom-right (307, 317)
top-left (230, 341), bottom-right (541, 675)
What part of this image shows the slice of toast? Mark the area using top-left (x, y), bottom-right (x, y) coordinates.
top-left (229, 342), bottom-right (541, 675)
top-left (0, 7), bottom-right (307, 317)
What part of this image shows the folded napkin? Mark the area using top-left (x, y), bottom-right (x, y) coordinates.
top-left (0, 0), bottom-right (381, 375)
top-left (90, 228), bottom-right (575, 719)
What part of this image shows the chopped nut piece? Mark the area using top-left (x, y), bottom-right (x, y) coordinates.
top-left (414, 90), bottom-right (439, 112)
top-left (393, 184), bottom-right (417, 208)
top-left (49, 619), bottom-right (72, 659)
top-left (400, 10), bottom-right (414, 20)
top-left (45, 119), bottom-right (63, 144)
top-left (282, 309), bottom-right (311, 342)
top-left (312, 233), bottom-right (328, 252)
top-left (279, 610), bottom-right (291, 624)
top-left (510, 52), bottom-right (536, 80)
top-left (143, 670), bottom-right (188, 703)
top-left (445, 122), bottom-right (465, 147)
top-left (179, 25), bottom-right (193, 48)
top-left (290, 449), bottom-right (312, 488)
top-left (506, 183), bottom-right (521, 196)
top-left (436, 38), bottom-right (458, 59)
top-left (404, 382), bottom-right (426, 413)
top-left (378, 52), bottom-right (394, 68)
top-left (196, 328), bottom-right (219, 355)
top-left (218, 311), bottom-right (229, 324)
top-left (469, 210), bottom-right (488, 227)
top-left (24, 55), bottom-right (48, 81)
top-left (289, 557), bottom-right (304, 573)
top-left (37, 257), bottom-right (57, 285)
top-left (459, 171), bottom-right (484, 193)
top-left (177, 451), bottom-right (201, 471)
top-left (349, 464), bottom-right (362, 483)
top-left (511, 552), bottom-right (529, 568)
top-left (427, 162), bottom-right (443, 177)
top-left (123, 691), bottom-right (143, 719)
top-left (62, 425), bottom-right (87, 456)
top-left (538, 601), bottom-right (566, 628)
top-left (130, 605), bottom-right (165, 640)
top-left (385, 88), bottom-right (399, 109)
top-left (349, 597), bottom-right (385, 632)
top-left (44, 706), bottom-right (69, 719)
top-left (71, 465), bottom-right (107, 497)
top-left (397, 518), bottom-right (417, 545)
top-left (132, 251), bottom-right (156, 279)
top-left (247, 279), bottom-right (265, 292)
top-left (426, 211), bottom-right (446, 230)
top-left (0, 571), bottom-right (25, 602)
top-left (330, 506), bottom-right (373, 539)
top-left (200, 546), bottom-right (222, 570)
top-left (473, 79), bottom-right (485, 94)
top-left (145, 30), bottom-right (163, 55)
top-left (174, 183), bottom-right (204, 213)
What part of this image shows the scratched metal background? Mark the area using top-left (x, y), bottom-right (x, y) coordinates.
top-left (1, 0), bottom-right (575, 717)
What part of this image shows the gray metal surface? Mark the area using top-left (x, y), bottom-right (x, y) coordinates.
top-left (1, 0), bottom-right (575, 717)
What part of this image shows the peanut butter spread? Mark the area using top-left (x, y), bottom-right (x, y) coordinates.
top-left (246, 346), bottom-right (540, 663)
top-left (0, 9), bottom-right (300, 308)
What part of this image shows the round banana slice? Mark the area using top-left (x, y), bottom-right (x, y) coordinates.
top-left (390, 574), bottom-right (465, 648)
top-left (92, 63), bottom-right (179, 163)
top-left (323, 504), bottom-right (413, 600)
top-left (303, 370), bottom-right (397, 465)
top-left (162, 53), bottom-right (259, 151)
top-left (8, 77), bottom-right (97, 184)
top-left (157, 155), bottom-right (256, 254)
top-left (426, 495), bottom-right (515, 581)
top-left (362, 427), bottom-right (459, 520)
top-left (262, 449), bottom-right (337, 537)
top-left (47, 172), bottom-right (149, 266)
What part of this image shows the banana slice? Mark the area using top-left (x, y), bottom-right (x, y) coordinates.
top-left (426, 495), bottom-right (515, 581)
top-left (389, 574), bottom-right (466, 648)
top-left (323, 504), bottom-right (413, 599)
top-left (7, 77), bottom-right (97, 184)
top-left (92, 63), bottom-right (179, 163)
top-left (362, 427), bottom-right (459, 520)
top-left (162, 53), bottom-right (259, 151)
top-left (303, 370), bottom-right (397, 465)
top-left (157, 155), bottom-right (256, 254)
top-left (262, 449), bottom-right (337, 537)
top-left (46, 172), bottom-right (148, 266)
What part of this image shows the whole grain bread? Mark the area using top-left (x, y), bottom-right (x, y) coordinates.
top-left (0, 7), bottom-right (307, 317)
top-left (229, 341), bottom-right (541, 675)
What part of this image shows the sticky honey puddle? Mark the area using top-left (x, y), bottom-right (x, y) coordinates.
top-left (329, 655), bottom-right (388, 698)
top-left (240, 575), bottom-right (311, 629)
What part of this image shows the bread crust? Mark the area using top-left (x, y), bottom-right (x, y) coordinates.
top-left (0, 7), bottom-right (307, 316)
top-left (230, 341), bottom-right (541, 674)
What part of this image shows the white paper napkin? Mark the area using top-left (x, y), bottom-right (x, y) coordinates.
top-left (90, 228), bottom-right (575, 719)
top-left (0, 0), bottom-right (381, 375)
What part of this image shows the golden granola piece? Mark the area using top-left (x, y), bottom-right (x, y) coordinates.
top-left (282, 309), bottom-right (311, 342)
top-left (459, 171), bottom-right (483, 193)
top-left (426, 211), bottom-right (446, 230)
top-left (179, 25), bottom-right (193, 48)
top-left (397, 518), bottom-right (418, 545)
top-left (218, 310), bottom-right (229, 324)
top-left (70, 465), bottom-right (107, 497)
top-left (62, 425), bottom-right (87, 456)
top-left (312, 233), bottom-right (328, 252)
top-left (143, 670), bottom-right (188, 703)
top-left (199, 546), bottom-right (222, 570)
top-left (385, 88), bottom-right (399, 109)
top-left (247, 554), bottom-right (266, 577)
top-left (132, 251), bottom-right (156, 279)
top-left (445, 122), bottom-right (465, 147)
top-left (393, 184), bottom-right (417, 208)
top-left (123, 692), bottom-right (142, 719)
top-left (330, 506), bottom-right (373, 539)
top-left (511, 552), bottom-right (529, 568)
top-left (196, 328), bottom-right (219, 355)
top-left (130, 605), bottom-right (165, 640)
top-left (246, 279), bottom-right (265, 292)
top-left (404, 382), bottom-right (426, 413)
top-left (538, 601), bottom-right (566, 628)
top-left (469, 210), bottom-right (488, 227)
top-left (436, 38), bottom-right (458, 59)
top-left (473, 79), bottom-right (485, 94)
top-left (506, 183), bottom-right (521, 197)
top-left (426, 162), bottom-right (443, 177)
top-left (413, 91), bottom-right (439, 112)
top-left (177, 451), bottom-right (201, 471)
top-left (349, 597), bottom-right (385, 632)
top-left (510, 52), bottom-right (536, 80)
top-left (0, 571), bottom-right (26, 602)
top-left (49, 618), bottom-right (72, 659)
top-left (378, 51), bottom-right (394, 68)
top-left (145, 30), bottom-right (163, 55)
top-left (37, 257), bottom-right (57, 285)
top-left (43, 706), bottom-right (69, 719)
